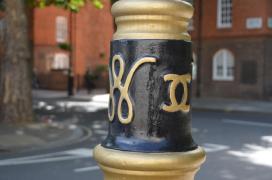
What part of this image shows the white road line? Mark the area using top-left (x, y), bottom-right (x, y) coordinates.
top-left (0, 156), bottom-right (87, 166)
top-left (0, 142), bottom-right (230, 167)
top-left (74, 166), bottom-right (100, 173)
top-left (203, 143), bottom-right (229, 153)
top-left (0, 148), bottom-right (93, 166)
top-left (95, 130), bottom-right (108, 135)
top-left (223, 119), bottom-right (272, 128)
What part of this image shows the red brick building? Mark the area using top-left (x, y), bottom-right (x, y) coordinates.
top-left (33, 1), bottom-right (113, 90)
top-left (33, 0), bottom-right (272, 100)
top-left (189, 0), bottom-right (272, 100)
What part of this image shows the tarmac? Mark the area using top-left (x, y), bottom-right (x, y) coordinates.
top-left (0, 89), bottom-right (271, 154)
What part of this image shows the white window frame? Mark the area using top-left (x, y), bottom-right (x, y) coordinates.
top-left (192, 53), bottom-right (197, 80)
top-left (52, 53), bottom-right (69, 70)
top-left (188, 19), bottom-right (194, 31)
top-left (0, 19), bottom-right (5, 37)
top-left (213, 49), bottom-right (234, 81)
top-left (184, 0), bottom-right (193, 4)
top-left (56, 16), bottom-right (68, 43)
top-left (246, 17), bottom-right (263, 29)
top-left (268, 17), bottom-right (272, 29)
top-left (217, 0), bottom-right (232, 28)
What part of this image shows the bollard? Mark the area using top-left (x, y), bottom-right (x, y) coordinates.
top-left (94, 0), bottom-right (206, 179)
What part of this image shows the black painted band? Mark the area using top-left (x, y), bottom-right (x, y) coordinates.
top-left (102, 39), bottom-right (197, 153)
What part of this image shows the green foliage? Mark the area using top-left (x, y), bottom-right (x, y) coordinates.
top-left (85, 64), bottom-right (108, 83)
top-left (94, 64), bottom-right (108, 75)
top-left (0, 0), bottom-right (4, 11)
top-left (110, 0), bottom-right (118, 5)
top-left (99, 52), bottom-right (106, 59)
top-left (27, 0), bottom-right (104, 12)
top-left (58, 43), bottom-right (72, 51)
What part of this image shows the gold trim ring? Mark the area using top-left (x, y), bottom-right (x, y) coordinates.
top-left (94, 145), bottom-right (206, 180)
top-left (111, 0), bottom-right (194, 41)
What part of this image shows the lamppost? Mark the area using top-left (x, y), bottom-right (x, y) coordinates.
top-left (67, 11), bottom-right (74, 97)
top-left (94, 0), bottom-right (206, 179)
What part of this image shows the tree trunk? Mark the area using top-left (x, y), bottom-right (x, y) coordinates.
top-left (0, 0), bottom-right (33, 123)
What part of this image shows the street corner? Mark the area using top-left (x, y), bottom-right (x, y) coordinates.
top-left (0, 119), bottom-right (90, 154)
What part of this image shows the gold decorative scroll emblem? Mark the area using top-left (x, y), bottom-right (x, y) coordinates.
top-left (109, 55), bottom-right (156, 124)
top-left (162, 74), bottom-right (191, 113)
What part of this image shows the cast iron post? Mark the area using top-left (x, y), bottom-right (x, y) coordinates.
top-left (94, 0), bottom-right (206, 179)
top-left (68, 11), bottom-right (74, 97)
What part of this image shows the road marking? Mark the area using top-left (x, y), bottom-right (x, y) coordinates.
top-left (223, 119), bottom-right (272, 128)
top-left (0, 148), bottom-right (93, 166)
top-left (95, 129), bottom-right (108, 135)
top-left (72, 143), bottom-right (229, 173)
top-left (261, 136), bottom-right (272, 144)
top-left (228, 145), bottom-right (272, 167)
top-left (74, 166), bottom-right (100, 173)
top-left (203, 143), bottom-right (229, 153)
top-left (0, 142), bottom-right (229, 167)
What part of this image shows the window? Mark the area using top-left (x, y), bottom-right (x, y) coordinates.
top-left (246, 17), bottom-right (262, 29)
top-left (185, 0), bottom-right (194, 31)
top-left (192, 53), bottom-right (197, 80)
top-left (217, 0), bottom-right (232, 28)
top-left (0, 19), bottom-right (5, 37)
top-left (213, 49), bottom-right (234, 81)
top-left (241, 61), bottom-right (257, 85)
top-left (184, 0), bottom-right (193, 4)
top-left (56, 16), bottom-right (68, 43)
top-left (52, 54), bottom-right (69, 70)
top-left (268, 17), bottom-right (272, 29)
top-left (0, 0), bottom-right (4, 11)
top-left (188, 19), bottom-right (194, 31)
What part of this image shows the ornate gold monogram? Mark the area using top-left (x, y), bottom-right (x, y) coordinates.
top-left (109, 55), bottom-right (157, 124)
top-left (162, 74), bottom-right (191, 113)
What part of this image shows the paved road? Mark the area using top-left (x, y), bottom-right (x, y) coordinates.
top-left (1, 110), bottom-right (272, 180)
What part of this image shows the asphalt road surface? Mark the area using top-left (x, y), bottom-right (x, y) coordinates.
top-left (1, 110), bottom-right (272, 180)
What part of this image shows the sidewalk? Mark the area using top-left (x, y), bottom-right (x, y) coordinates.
top-left (33, 89), bottom-right (272, 114)
top-left (0, 121), bottom-right (88, 154)
top-left (32, 89), bottom-right (107, 100)
top-left (192, 97), bottom-right (272, 114)
top-left (0, 89), bottom-right (107, 154)
top-left (32, 89), bottom-right (108, 113)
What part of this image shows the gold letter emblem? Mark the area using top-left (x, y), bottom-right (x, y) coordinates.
top-left (162, 74), bottom-right (191, 113)
top-left (109, 55), bottom-right (156, 124)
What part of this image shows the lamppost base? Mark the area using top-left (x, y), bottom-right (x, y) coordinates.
top-left (94, 145), bottom-right (206, 180)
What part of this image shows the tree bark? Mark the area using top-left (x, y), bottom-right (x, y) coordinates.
top-left (0, 0), bottom-right (33, 123)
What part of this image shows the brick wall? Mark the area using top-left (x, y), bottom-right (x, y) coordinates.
top-left (190, 0), bottom-right (272, 100)
top-left (73, 2), bottom-right (113, 89)
top-left (263, 38), bottom-right (272, 99)
top-left (33, 7), bottom-right (69, 46)
top-left (193, 37), bottom-right (268, 99)
top-left (33, 1), bottom-right (113, 90)
top-left (191, 0), bottom-right (272, 40)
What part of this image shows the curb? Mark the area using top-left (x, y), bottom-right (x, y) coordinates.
top-left (0, 125), bottom-right (93, 155)
top-left (192, 107), bottom-right (272, 115)
top-left (44, 125), bottom-right (92, 149)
